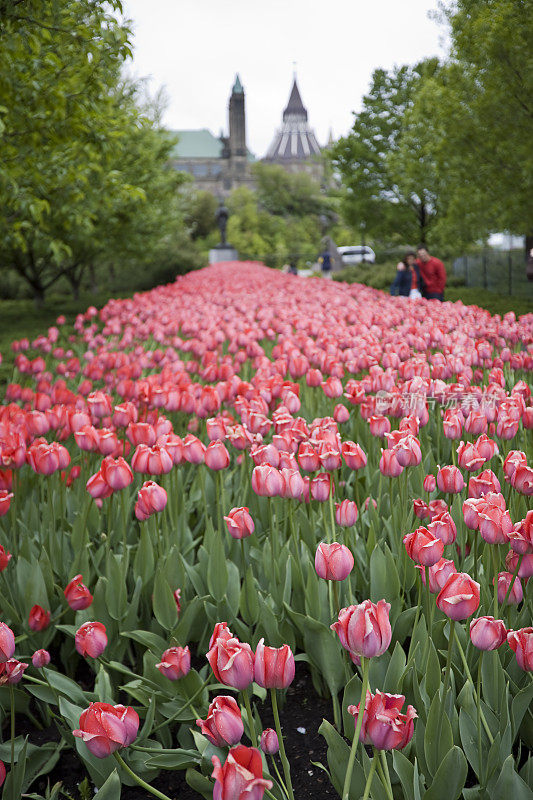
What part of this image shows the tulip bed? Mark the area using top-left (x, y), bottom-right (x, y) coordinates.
top-left (0, 261), bottom-right (532, 800)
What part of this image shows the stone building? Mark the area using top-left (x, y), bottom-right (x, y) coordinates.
top-left (264, 77), bottom-right (323, 182)
top-left (169, 74), bottom-right (323, 194)
top-left (168, 75), bottom-right (255, 196)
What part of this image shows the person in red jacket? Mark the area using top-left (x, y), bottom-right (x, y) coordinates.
top-left (416, 246), bottom-right (446, 301)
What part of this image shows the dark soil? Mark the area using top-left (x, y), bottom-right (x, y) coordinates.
top-left (22, 666), bottom-right (336, 799)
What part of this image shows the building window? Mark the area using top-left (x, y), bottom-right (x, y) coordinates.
top-left (192, 164), bottom-right (208, 177)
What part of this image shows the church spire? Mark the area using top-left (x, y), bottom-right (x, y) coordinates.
top-left (232, 74), bottom-right (244, 95)
top-left (283, 77), bottom-right (308, 121)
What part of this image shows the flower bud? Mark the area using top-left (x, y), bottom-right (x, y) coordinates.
top-left (335, 499), bottom-right (358, 527)
top-left (32, 649), bottom-right (51, 668)
top-left (75, 622), bottom-right (108, 658)
top-left (436, 572), bottom-right (480, 620)
top-left (260, 728), bottom-right (279, 755)
top-left (331, 599), bottom-right (391, 659)
top-left (315, 542), bottom-right (354, 581)
top-left (224, 507), bottom-right (254, 539)
top-left (469, 617), bottom-right (507, 651)
top-left (156, 646), bottom-right (191, 680)
top-left (254, 639), bottom-right (295, 689)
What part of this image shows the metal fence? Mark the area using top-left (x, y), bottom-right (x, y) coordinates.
top-left (452, 250), bottom-right (533, 298)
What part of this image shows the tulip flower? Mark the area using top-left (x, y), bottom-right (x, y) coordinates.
top-left (64, 574), bottom-right (93, 610)
top-left (0, 491), bottom-right (13, 517)
top-left (436, 572), bottom-right (480, 621)
top-left (310, 472), bottom-right (333, 502)
top-left (348, 690), bottom-right (417, 750)
top-left (315, 542), bottom-right (354, 581)
top-left (205, 440), bottom-right (230, 470)
top-left (260, 728), bottom-right (279, 755)
top-left (28, 605), bottom-right (51, 632)
top-left (254, 639), bottom-right (295, 689)
top-left (508, 511), bottom-right (533, 554)
top-left (196, 696), bottom-right (244, 747)
top-left (211, 746), bottom-right (272, 800)
top-left (73, 702), bottom-right (139, 758)
top-left (415, 557), bottom-right (456, 594)
top-left (427, 511), bottom-right (457, 545)
top-left (341, 441), bottom-right (367, 470)
top-left (470, 617), bottom-right (507, 651)
top-left (134, 481), bottom-right (167, 520)
top-left (156, 646), bottom-right (191, 680)
top-left (251, 465), bottom-right (283, 497)
top-left (507, 628), bottom-right (533, 671)
top-left (437, 465), bottom-right (465, 494)
top-left (32, 649), bottom-right (51, 668)
top-left (335, 499), bottom-right (358, 527)
top-left (0, 546), bottom-right (12, 571)
top-left (495, 572), bottom-right (523, 605)
top-left (331, 599), bottom-right (391, 659)
top-left (224, 507), bottom-right (254, 539)
top-left (0, 623), bottom-right (15, 662)
top-left (207, 635), bottom-right (254, 692)
top-left (75, 622), bottom-right (108, 658)
top-left (0, 659), bottom-right (28, 684)
top-left (403, 527), bottom-right (444, 566)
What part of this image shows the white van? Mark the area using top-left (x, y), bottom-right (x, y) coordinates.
top-left (338, 245), bottom-right (376, 265)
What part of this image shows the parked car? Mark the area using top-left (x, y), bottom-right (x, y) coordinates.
top-left (338, 245), bottom-right (376, 265)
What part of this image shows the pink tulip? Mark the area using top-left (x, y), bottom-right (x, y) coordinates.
top-left (156, 646), bottom-right (191, 680)
top-left (224, 507), bottom-right (254, 539)
top-left (331, 599), bottom-right (391, 659)
top-left (315, 542), bottom-right (354, 580)
top-left (254, 639), bottom-right (295, 689)
top-left (196, 696), bottom-right (244, 747)
top-left (436, 572), bottom-right (480, 620)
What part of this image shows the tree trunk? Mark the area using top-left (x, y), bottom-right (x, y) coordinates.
top-left (89, 263), bottom-right (99, 294)
top-left (33, 284), bottom-right (45, 308)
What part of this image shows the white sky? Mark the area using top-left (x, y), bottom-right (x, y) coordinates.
top-left (122, 0), bottom-right (449, 157)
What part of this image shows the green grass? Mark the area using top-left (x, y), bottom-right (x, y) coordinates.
top-left (333, 263), bottom-right (533, 317)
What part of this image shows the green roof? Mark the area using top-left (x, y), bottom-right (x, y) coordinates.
top-left (169, 129), bottom-right (223, 159)
top-left (232, 74), bottom-right (244, 94)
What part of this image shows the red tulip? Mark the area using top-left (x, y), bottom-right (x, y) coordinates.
top-left (100, 455), bottom-right (133, 490)
top-left (509, 511), bottom-right (533, 554)
top-left (32, 649), bottom-right (51, 668)
top-left (279, 468), bottom-right (304, 500)
top-left (0, 623), bottom-right (15, 662)
top-left (0, 545), bottom-right (11, 570)
top-left (341, 441), bottom-right (367, 470)
top-left (423, 474), bottom-right (436, 493)
top-left (310, 472), bottom-right (333, 502)
top-left (196, 696), bottom-right (244, 747)
top-left (73, 702), bottom-right (139, 758)
top-left (224, 507), bottom-right (254, 539)
top-left (495, 572), bottom-right (523, 605)
top-left (348, 690), bottom-right (416, 750)
top-left (207, 635), bottom-right (254, 692)
top-left (0, 491), bottom-right (13, 517)
top-left (415, 557), bottom-right (456, 593)
top-left (28, 605), bottom-right (51, 632)
top-left (470, 616), bottom-right (507, 651)
top-left (427, 511), bottom-right (457, 545)
top-left (75, 622), bottom-right (107, 658)
top-left (211, 745), bottom-right (272, 800)
top-left (369, 415), bottom-right (391, 438)
top-left (134, 480), bottom-right (167, 520)
top-left (253, 639), bottom-right (295, 689)
top-left (436, 572), bottom-right (480, 620)
top-left (335, 499), bottom-right (358, 527)
top-left (403, 527), bottom-right (444, 566)
top-left (331, 599), bottom-right (391, 659)
top-left (379, 448), bottom-right (404, 477)
top-left (507, 628), bottom-right (533, 671)
top-left (260, 728), bottom-right (279, 755)
top-left (437, 465), bottom-right (465, 494)
top-left (0, 659), bottom-right (28, 684)
top-left (205, 440), bottom-right (231, 470)
top-left (315, 542), bottom-right (354, 581)
top-left (156, 646), bottom-right (191, 680)
top-left (64, 574), bottom-right (93, 610)
top-left (251, 465), bottom-right (283, 497)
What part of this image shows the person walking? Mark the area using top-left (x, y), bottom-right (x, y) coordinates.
top-left (319, 250), bottom-right (332, 279)
top-left (416, 245), bottom-right (446, 301)
top-left (390, 252), bottom-right (422, 297)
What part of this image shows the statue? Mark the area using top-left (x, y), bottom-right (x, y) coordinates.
top-left (215, 201), bottom-right (229, 247)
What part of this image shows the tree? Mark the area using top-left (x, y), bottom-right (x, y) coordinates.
top-left (0, 0), bottom-right (198, 303)
top-left (415, 0), bottom-right (533, 241)
top-left (331, 59), bottom-right (445, 246)
top-left (252, 163), bottom-right (328, 218)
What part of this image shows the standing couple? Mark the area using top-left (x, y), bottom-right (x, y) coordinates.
top-left (390, 246), bottom-right (447, 301)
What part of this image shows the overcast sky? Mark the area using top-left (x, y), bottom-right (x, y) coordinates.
top-left (122, 0), bottom-right (449, 157)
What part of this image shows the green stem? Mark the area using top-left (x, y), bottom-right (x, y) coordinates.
top-left (271, 689), bottom-right (294, 800)
top-left (379, 750), bottom-right (394, 800)
top-left (492, 547), bottom-right (499, 617)
top-left (10, 685), bottom-right (15, 800)
top-left (270, 754), bottom-right (290, 799)
top-left (501, 554), bottom-right (523, 609)
top-left (453, 630), bottom-right (493, 744)
top-left (436, 620), bottom-right (455, 754)
top-left (151, 676), bottom-right (212, 734)
top-left (342, 656), bottom-right (369, 800)
top-left (477, 653), bottom-right (484, 786)
top-left (113, 751), bottom-right (174, 800)
top-left (328, 488), bottom-right (336, 543)
top-left (242, 687), bottom-right (258, 747)
top-left (376, 751), bottom-right (394, 800)
top-left (362, 752), bottom-right (378, 800)
top-left (408, 579), bottom-right (423, 660)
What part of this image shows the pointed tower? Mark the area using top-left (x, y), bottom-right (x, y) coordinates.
top-left (264, 76), bottom-right (322, 179)
top-left (229, 74), bottom-right (246, 157)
